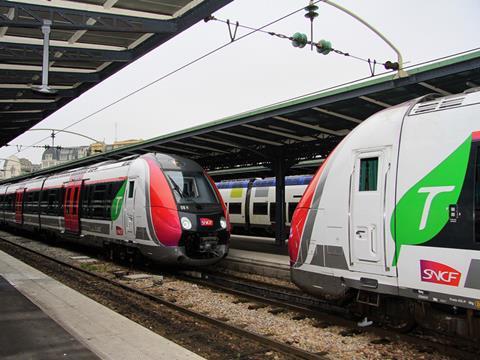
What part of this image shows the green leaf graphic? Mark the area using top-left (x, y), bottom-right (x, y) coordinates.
top-left (111, 181), bottom-right (127, 221)
top-left (391, 136), bottom-right (471, 266)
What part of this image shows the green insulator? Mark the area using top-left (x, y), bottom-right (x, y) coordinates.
top-left (316, 39), bottom-right (332, 55)
top-left (292, 32), bottom-right (308, 48)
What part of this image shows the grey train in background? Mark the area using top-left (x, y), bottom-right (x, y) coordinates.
top-left (216, 176), bottom-right (313, 234)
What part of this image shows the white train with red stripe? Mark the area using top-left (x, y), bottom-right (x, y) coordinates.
top-left (216, 176), bottom-right (313, 234)
top-left (288, 89), bottom-right (480, 330)
top-left (0, 153), bottom-right (230, 265)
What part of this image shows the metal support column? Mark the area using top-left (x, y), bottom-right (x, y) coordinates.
top-left (273, 157), bottom-right (287, 246)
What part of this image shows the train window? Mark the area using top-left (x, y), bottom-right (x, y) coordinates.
top-left (41, 190), bottom-right (51, 215)
top-left (253, 202), bottom-right (268, 215)
top-left (128, 181), bottom-right (135, 198)
top-left (359, 157), bottom-right (378, 191)
top-left (92, 184), bottom-right (107, 219)
top-left (255, 188), bottom-right (269, 197)
top-left (269, 203), bottom-right (276, 222)
top-left (475, 146), bottom-right (479, 243)
top-left (229, 202), bottom-right (242, 214)
top-left (288, 202), bottom-right (298, 222)
top-left (165, 171), bottom-right (217, 205)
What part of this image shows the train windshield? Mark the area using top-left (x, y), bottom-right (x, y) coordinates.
top-left (164, 171), bottom-right (218, 205)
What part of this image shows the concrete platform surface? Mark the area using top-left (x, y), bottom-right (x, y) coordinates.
top-left (221, 247), bottom-right (290, 280)
top-left (0, 250), bottom-right (204, 360)
top-left (230, 235), bottom-right (288, 256)
top-left (0, 276), bottom-right (97, 360)
top-left (227, 248), bottom-right (289, 267)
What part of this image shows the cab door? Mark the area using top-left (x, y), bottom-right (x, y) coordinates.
top-left (15, 188), bottom-right (25, 224)
top-left (124, 179), bottom-right (136, 240)
top-left (349, 148), bottom-right (390, 274)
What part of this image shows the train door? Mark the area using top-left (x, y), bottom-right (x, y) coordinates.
top-left (64, 181), bottom-right (82, 234)
top-left (15, 188), bottom-right (25, 224)
top-left (349, 148), bottom-right (390, 274)
top-left (124, 178), bottom-right (136, 240)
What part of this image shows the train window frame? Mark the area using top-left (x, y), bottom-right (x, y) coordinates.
top-left (65, 188), bottom-right (71, 215)
top-left (475, 145), bottom-right (479, 243)
top-left (72, 187), bottom-right (79, 216)
top-left (128, 181), bottom-right (135, 198)
top-left (359, 157), bottom-right (379, 192)
top-left (253, 202), bottom-right (268, 215)
top-left (228, 202), bottom-right (242, 214)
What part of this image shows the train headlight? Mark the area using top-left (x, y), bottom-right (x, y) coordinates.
top-left (220, 217), bottom-right (227, 229)
top-left (181, 217), bottom-right (192, 230)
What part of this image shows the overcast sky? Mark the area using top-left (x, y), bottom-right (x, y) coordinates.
top-left (2, 0), bottom-right (479, 164)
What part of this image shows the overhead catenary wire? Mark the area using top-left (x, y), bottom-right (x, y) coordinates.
top-left (207, 15), bottom-right (391, 66)
top-left (7, 1), bottom-right (327, 158)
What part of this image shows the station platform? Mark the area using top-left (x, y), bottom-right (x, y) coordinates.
top-left (0, 250), bottom-right (204, 360)
top-left (221, 235), bottom-right (290, 279)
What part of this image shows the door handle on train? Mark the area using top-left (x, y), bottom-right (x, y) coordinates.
top-left (355, 230), bottom-right (365, 235)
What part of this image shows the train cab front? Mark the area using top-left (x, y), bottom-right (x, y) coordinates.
top-left (287, 152), bottom-right (350, 300)
top-left (146, 154), bottom-right (230, 266)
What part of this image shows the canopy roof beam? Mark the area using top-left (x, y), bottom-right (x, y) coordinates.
top-left (358, 96), bottom-right (391, 108)
top-left (0, 43), bottom-right (133, 62)
top-left (171, 140), bottom-right (229, 154)
top-left (241, 124), bottom-right (315, 142)
top-left (0, 1), bottom-right (177, 33)
top-left (312, 107), bottom-right (363, 124)
top-left (216, 130), bottom-right (283, 146)
top-left (273, 116), bottom-right (348, 136)
top-left (418, 81), bottom-right (452, 96)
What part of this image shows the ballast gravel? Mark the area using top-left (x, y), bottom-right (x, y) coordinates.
top-left (0, 232), bottom-right (454, 360)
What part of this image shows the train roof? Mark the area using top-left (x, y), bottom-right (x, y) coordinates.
top-left (216, 175), bottom-right (313, 189)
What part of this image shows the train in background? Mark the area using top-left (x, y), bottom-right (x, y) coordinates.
top-left (216, 175), bottom-right (313, 234)
top-left (289, 89), bottom-right (480, 333)
top-left (0, 153), bottom-right (230, 266)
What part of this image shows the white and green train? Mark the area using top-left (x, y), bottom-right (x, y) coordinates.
top-left (289, 89), bottom-right (480, 329)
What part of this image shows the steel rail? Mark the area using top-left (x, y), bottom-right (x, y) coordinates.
top-left (0, 235), bottom-right (325, 360)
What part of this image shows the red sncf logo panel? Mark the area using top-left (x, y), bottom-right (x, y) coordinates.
top-left (200, 218), bottom-right (213, 227)
top-left (420, 260), bottom-right (461, 287)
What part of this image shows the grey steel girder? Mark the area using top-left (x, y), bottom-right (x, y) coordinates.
top-left (0, 1), bottom-right (177, 33)
top-left (0, 42), bottom-right (132, 62)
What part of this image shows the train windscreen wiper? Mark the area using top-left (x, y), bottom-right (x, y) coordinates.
top-left (167, 175), bottom-right (185, 199)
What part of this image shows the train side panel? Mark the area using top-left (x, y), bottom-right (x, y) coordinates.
top-left (395, 95), bottom-right (480, 308)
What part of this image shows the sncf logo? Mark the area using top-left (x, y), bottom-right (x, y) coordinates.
top-left (420, 260), bottom-right (461, 287)
top-left (200, 218), bottom-right (213, 227)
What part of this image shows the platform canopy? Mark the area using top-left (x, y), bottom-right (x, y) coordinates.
top-left (2, 49), bottom-right (480, 185)
top-left (0, 0), bottom-right (232, 147)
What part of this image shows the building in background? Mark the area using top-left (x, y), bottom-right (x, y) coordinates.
top-left (40, 139), bottom-right (143, 170)
top-left (0, 155), bottom-right (40, 180)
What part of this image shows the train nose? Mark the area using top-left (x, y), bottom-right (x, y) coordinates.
top-left (288, 207), bottom-right (309, 266)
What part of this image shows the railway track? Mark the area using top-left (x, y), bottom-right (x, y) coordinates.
top-left (176, 270), bottom-right (480, 359)
top-left (0, 234), bottom-right (324, 360)
top-left (1, 230), bottom-right (478, 359)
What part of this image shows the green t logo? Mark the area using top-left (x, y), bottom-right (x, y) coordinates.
top-left (418, 186), bottom-right (455, 230)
